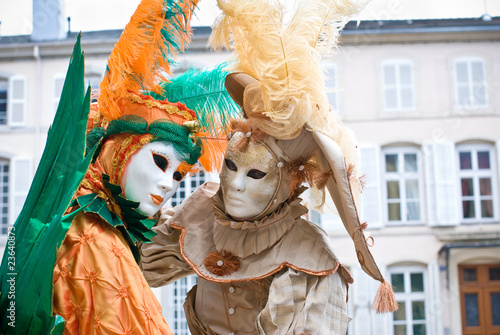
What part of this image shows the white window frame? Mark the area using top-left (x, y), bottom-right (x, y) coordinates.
top-left (381, 59), bottom-right (416, 113)
top-left (382, 146), bottom-right (424, 225)
top-left (323, 62), bottom-right (340, 113)
top-left (53, 74), bottom-right (65, 117)
top-left (456, 143), bottom-right (498, 223)
top-left (453, 57), bottom-right (488, 110)
top-left (389, 265), bottom-right (430, 335)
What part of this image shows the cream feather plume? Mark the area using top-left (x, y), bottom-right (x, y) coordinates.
top-left (210, 0), bottom-right (365, 205)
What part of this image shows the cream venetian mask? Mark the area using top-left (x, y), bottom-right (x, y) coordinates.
top-left (121, 142), bottom-right (183, 216)
top-left (220, 133), bottom-right (280, 221)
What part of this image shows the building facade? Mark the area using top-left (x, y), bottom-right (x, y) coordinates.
top-left (0, 13), bottom-right (499, 335)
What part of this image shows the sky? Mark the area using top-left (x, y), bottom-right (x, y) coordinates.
top-left (0, 0), bottom-right (499, 36)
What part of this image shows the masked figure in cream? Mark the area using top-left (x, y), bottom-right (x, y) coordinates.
top-left (141, 124), bottom-right (353, 334)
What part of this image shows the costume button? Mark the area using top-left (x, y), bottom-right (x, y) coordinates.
top-left (229, 286), bottom-right (235, 293)
top-left (228, 307), bottom-right (235, 315)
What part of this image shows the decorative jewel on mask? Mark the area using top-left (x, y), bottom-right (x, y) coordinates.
top-left (299, 165), bottom-right (305, 171)
top-left (246, 131), bottom-right (252, 138)
top-left (204, 250), bottom-right (241, 276)
top-left (277, 162), bottom-right (284, 168)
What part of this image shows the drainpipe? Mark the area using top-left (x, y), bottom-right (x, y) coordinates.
top-left (34, 45), bottom-right (42, 164)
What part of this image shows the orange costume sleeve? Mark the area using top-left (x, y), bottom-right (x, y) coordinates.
top-left (53, 211), bottom-right (172, 335)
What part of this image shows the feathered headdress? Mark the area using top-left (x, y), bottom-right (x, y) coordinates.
top-left (210, 0), bottom-right (398, 313)
top-left (91, 0), bottom-right (239, 173)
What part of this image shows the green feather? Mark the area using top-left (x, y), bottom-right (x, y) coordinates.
top-left (148, 63), bottom-right (242, 136)
top-left (0, 35), bottom-right (94, 334)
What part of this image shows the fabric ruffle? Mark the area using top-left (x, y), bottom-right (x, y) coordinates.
top-left (213, 195), bottom-right (308, 258)
top-left (170, 182), bottom-right (340, 282)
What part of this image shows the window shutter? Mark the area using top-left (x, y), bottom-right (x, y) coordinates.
top-left (351, 265), bottom-right (390, 334)
top-left (424, 140), bottom-right (458, 226)
top-left (8, 76), bottom-right (27, 127)
top-left (427, 261), bottom-right (444, 335)
top-left (399, 63), bottom-right (414, 109)
top-left (53, 75), bottom-right (65, 116)
top-left (382, 64), bottom-right (398, 110)
top-left (9, 157), bottom-right (32, 225)
top-left (352, 266), bottom-right (372, 335)
top-left (360, 145), bottom-right (383, 228)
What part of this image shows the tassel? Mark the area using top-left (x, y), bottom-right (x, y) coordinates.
top-left (371, 280), bottom-right (399, 313)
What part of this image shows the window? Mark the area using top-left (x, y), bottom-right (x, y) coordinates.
top-left (165, 171), bottom-right (206, 333)
top-left (0, 79), bottom-right (7, 125)
top-left (0, 160), bottom-right (8, 235)
top-left (459, 264), bottom-right (500, 334)
top-left (382, 60), bottom-right (415, 112)
top-left (383, 147), bottom-right (423, 224)
top-left (454, 58), bottom-right (488, 109)
top-left (457, 144), bottom-right (497, 222)
top-left (323, 63), bottom-right (340, 113)
top-left (85, 74), bottom-right (102, 103)
top-left (390, 266), bottom-right (428, 335)
top-left (53, 75), bottom-right (65, 115)
top-left (171, 275), bottom-right (198, 334)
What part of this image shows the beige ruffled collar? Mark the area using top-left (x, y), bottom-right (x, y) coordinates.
top-left (212, 194), bottom-right (308, 258)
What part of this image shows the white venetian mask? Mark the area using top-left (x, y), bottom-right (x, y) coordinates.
top-left (121, 142), bottom-right (183, 216)
top-left (220, 133), bottom-right (280, 221)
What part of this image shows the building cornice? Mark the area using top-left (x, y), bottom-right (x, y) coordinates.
top-left (1, 17), bottom-right (499, 60)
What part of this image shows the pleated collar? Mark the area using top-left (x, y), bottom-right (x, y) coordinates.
top-left (212, 194), bottom-right (308, 258)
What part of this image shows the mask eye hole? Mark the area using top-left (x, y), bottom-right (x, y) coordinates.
top-left (225, 159), bottom-right (237, 172)
top-left (173, 171), bottom-right (184, 182)
top-left (152, 153), bottom-right (169, 172)
top-left (247, 169), bottom-right (266, 180)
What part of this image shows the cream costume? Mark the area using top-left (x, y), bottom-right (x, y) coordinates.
top-left (143, 0), bottom-right (399, 334)
top-left (141, 133), bottom-right (354, 334)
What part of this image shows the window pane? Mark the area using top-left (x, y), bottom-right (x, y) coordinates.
top-left (480, 178), bottom-right (492, 196)
top-left (401, 88), bottom-right (414, 109)
top-left (477, 151), bottom-right (490, 169)
top-left (394, 301), bottom-right (406, 320)
top-left (399, 64), bottom-right (412, 84)
top-left (384, 89), bottom-right (398, 109)
top-left (461, 178), bottom-right (474, 196)
top-left (384, 64), bottom-right (397, 85)
top-left (413, 324), bottom-right (427, 335)
top-left (386, 154), bottom-right (398, 172)
top-left (387, 181), bottom-right (400, 199)
top-left (388, 203), bottom-right (401, 221)
top-left (490, 267), bottom-right (500, 281)
top-left (463, 268), bottom-right (477, 282)
top-left (412, 300), bottom-right (426, 320)
top-left (458, 86), bottom-right (470, 105)
top-left (473, 84), bottom-right (487, 106)
top-left (407, 202), bottom-right (420, 221)
top-left (406, 179), bottom-right (419, 198)
top-left (462, 201), bottom-right (475, 218)
top-left (394, 325), bottom-right (407, 335)
top-left (465, 293), bottom-right (480, 327)
top-left (456, 62), bottom-right (469, 83)
top-left (404, 153), bottom-right (417, 172)
top-left (492, 292), bottom-right (500, 326)
top-left (481, 200), bottom-right (493, 218)
top-left (391, 273), bottom-right (405, 292)
top-left (411, 273), bottom-right (424, 292)
top-left (471, 61), bottom-right (484, 82)
top-left (459, 152), bottom-right (472, 170)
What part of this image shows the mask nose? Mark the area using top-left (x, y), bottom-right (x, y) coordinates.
top-left (158, 173), bottom-right (174, 193)
top-left (231, 172), bottom-right (246, 192)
